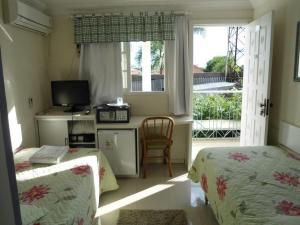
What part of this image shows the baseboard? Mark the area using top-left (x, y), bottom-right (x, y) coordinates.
top-left (147, 158), bottom-right (185, 164)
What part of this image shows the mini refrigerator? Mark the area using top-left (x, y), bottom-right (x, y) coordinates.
top-left (97, 129), bottom-right (138, 176)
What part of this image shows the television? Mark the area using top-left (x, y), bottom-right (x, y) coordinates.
top-left (51, 80), bottom-right (90, 112)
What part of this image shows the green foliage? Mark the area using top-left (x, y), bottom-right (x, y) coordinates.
top-left (135, 46), bottom-right (142, 69)
top-left (205, 56), bottom-right (227, 73)
top-left (194, 26), bottom-right (206, 37)
top-left (204, 55), bottom-right (243, 75)
top-left (134, 41), bottom-right (165, 74)
top-left (151, 41), bottom-right (165, 74)
top-left (193, 93), bottom-right (242, 120)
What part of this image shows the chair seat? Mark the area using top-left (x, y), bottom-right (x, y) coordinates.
top-left (141, 116), bottom-right (174, 178)
top-left (143, 136), bottom-right (172, 148)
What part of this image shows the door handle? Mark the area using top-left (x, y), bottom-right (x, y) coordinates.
top-left (260, 103), bottom-right (266, 108)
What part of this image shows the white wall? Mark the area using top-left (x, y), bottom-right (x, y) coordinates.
top-left (0, 1), bottom-right (50, 148)
top-left (48, 17), bottom-right (79, 81)
top-left (253, 0), bottom-right (300, 144)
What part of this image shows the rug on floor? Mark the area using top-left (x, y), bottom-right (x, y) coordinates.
top-left (117, 209), bottom-right (188, 225)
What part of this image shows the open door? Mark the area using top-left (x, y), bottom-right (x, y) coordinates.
top-left (240, 12), bottom-right (274, 146)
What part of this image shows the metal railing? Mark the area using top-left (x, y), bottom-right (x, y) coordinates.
top-left (131, 73), bottom-right (242, 91)
top-left (193, 90), bottom-right (242, 139)
top-left (132, 75), bottom-right (164, 92)
top-left (193, 73), bottom-right (226, 84)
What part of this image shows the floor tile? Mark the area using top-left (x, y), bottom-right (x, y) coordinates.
top-left (97, 164), bottom-right (219, 225)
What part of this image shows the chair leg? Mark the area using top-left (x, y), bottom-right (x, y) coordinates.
top-left (140, 147), bottom-right (144, 166)
top-left (163, 149), bottom-right (167, 164)
top-left (205, 195), bottom-right (209, 205)
top-left (143, 147), bottom-right (148, 179)
top-left (167, 147), bottom-right (173, 177)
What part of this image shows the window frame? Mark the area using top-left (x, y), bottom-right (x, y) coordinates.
top-left (121, 41), bottom-right (168, 94)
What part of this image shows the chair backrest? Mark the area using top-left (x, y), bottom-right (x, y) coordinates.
top-left (141, 116), bottom-right (175, 141)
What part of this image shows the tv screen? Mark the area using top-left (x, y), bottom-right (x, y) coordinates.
top-left (51, 80), bottom-right (90, 108)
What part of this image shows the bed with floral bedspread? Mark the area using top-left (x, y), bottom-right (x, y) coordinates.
top-left (15, 148), bottom-right (119, 224)
top-left (188, 146), bottom-right (300, 225)
top-left (17, 155), bottom-right (99, 225)
top-left (14, 148), bottom-right (119, 194)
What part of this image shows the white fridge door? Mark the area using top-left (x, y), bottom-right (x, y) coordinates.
top-left (98, 129), bottom-right (136, 176)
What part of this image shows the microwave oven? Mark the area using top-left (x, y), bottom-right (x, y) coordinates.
top-left (96, 104), bottom-right (130, 123)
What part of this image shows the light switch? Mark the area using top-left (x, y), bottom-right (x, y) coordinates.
top-left (28, 97), bottom-right (33, 108)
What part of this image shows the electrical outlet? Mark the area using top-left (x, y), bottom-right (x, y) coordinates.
top-left (28, 97), bottom-right (33, 108)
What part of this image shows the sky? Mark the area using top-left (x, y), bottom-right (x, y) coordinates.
top-left (193, 26), bottom-right (245, 68)
top-left (129, 26), bottom-right (245, 70)
top-left (193, 26), bottom-right (228, 68)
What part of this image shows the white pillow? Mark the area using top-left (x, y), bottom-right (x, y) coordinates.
top-left (20, 204), bottom-right (48, 225)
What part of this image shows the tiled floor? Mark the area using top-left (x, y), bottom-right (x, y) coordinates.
top-left (97, 164), bottom-right (219, 225)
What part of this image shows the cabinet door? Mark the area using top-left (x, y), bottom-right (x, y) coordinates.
top-left (98, 129), bottom-right (136, 176)
top-left (38, 120), bottom-right (69, 146)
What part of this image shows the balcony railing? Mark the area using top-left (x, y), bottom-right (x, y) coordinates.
top-left (132, 75), bottom-right (164, 92)
top-left (131, 73), bottom-right (242, 92)
top-left (193, 90), bottom-right (242, 139)
top-left (193, 73), bottom-right (226, 84)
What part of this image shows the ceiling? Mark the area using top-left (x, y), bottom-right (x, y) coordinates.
top-left (35, 0), bottom-right (265, 15)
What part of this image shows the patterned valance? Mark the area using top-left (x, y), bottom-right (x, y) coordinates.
top-left (74, 13), bottom-right (175, 44)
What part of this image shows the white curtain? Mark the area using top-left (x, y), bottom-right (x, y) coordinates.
top-left (79, 43), bottom-right (123, 106)
top-left (166, 16), bottom-right (191, 115)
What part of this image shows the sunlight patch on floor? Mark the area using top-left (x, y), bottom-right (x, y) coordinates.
top-left (96, 184), bottom-right (174, 217)
top-left (168, 173), bottom-right (188, 182)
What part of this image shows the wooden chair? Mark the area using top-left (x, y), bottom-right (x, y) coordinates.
top-left (140, 116), bottom-right (175, 178)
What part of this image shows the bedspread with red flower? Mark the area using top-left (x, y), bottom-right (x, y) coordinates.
top-left (17, 156), bottom-right (99, 225)
top-left (14, 148), bottom-right (118, 194)
top-left (188, 145), bottom-right (300, 225)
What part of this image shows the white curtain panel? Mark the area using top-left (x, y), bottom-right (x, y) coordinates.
top-left (166, 16), bottom-right (191, 115)
top-left (79, 43), bottom-right (123, 106)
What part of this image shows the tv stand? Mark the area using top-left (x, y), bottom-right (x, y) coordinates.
top-left (64, 106), bottom-right (84, 113)
top-left (35, 109), bottom-right (96, 148)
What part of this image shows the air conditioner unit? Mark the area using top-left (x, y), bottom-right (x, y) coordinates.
top-left (3, 0), bottom-right (52, 35)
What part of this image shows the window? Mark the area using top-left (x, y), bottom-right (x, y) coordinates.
top-left (122, 41), bottom-right (166, 92)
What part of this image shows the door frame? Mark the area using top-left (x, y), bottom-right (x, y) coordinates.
top-left (0, 49), bottom-right (22, 224)
top-left (187, 19), bottom-right (250, 168)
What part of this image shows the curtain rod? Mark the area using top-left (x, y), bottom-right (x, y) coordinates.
top-left (72, 11), bottom-right (189, 18)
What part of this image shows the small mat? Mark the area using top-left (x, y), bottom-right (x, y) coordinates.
top-left (117, 209), bottom-right (188, 225)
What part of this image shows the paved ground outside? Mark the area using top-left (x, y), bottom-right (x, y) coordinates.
top-left (192, 138), bottom-right (240, 161)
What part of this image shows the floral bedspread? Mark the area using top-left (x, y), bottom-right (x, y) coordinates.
top-left (188, 146), bottom-right (300, 225)
top-left (17, 155), bottom-right (99, 225)
top-left (14, 148), bottom-right (119, 193)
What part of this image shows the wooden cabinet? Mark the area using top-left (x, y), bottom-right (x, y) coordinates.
top-left (37, 120), bottom-right (69, 146)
